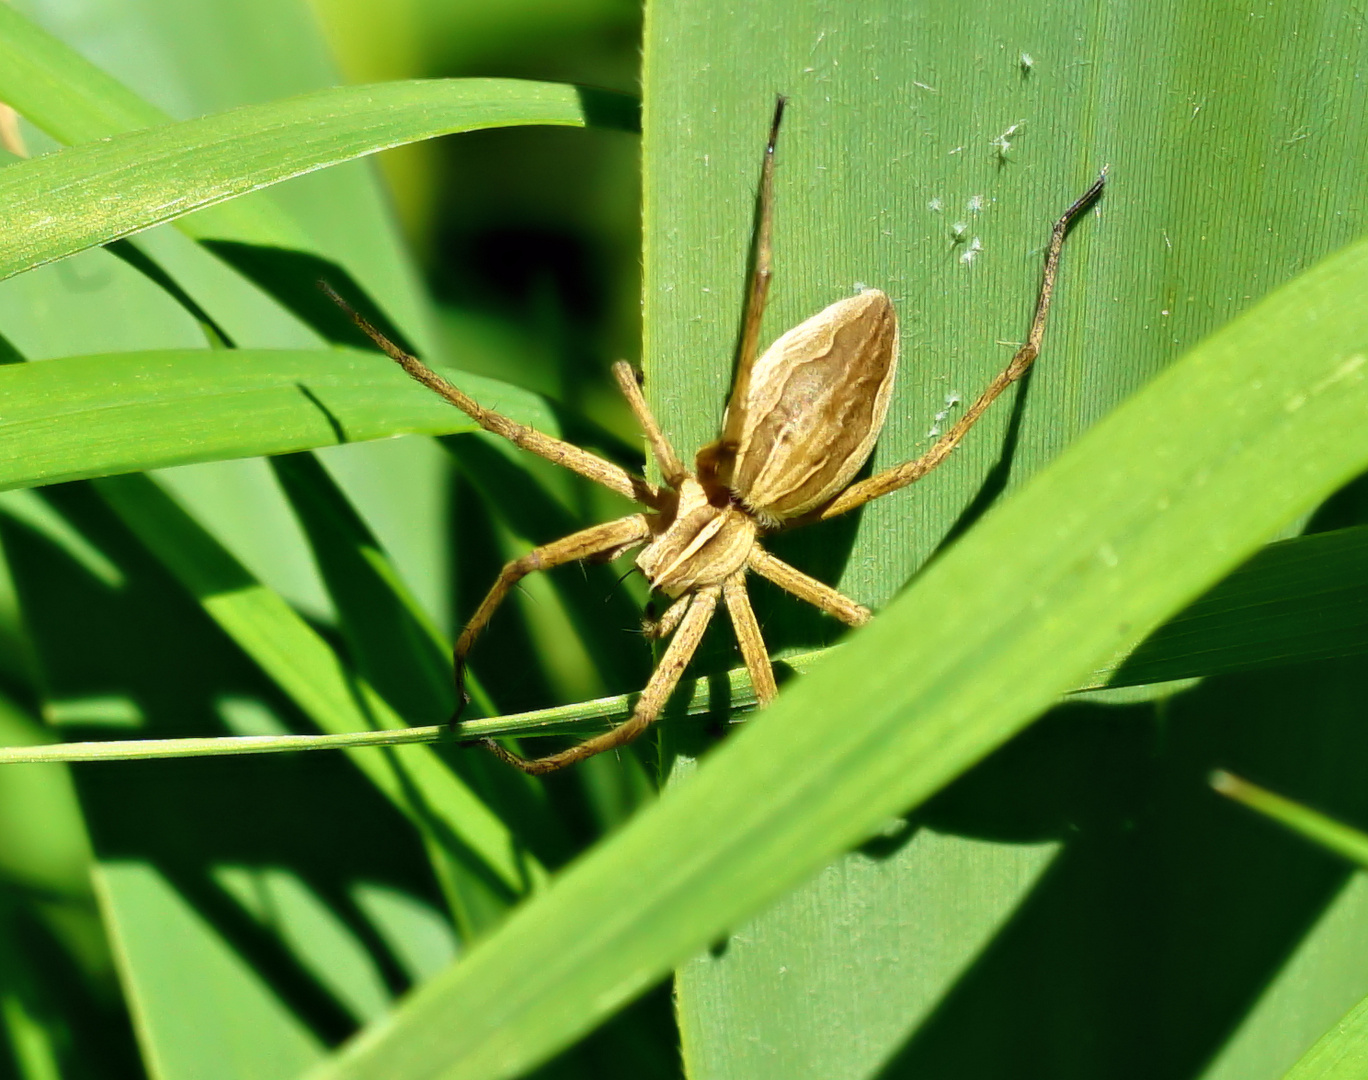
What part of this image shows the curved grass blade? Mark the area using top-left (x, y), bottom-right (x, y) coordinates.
top-left (0, 77), bottom-right (637, 283)
top-left (0, 348), bottom-right (570, 492)
top-left (302, 231), bottom-right (1368, 1080)
top-left (0, 3), bottom-right (168, 141)
top-left (0, 6), bottom-right (449, 347)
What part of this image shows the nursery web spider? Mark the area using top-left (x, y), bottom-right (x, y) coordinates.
top-left (326, 98), bottom-right (1104, 775)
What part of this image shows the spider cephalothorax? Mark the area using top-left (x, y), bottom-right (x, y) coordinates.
top-left (327, 98), bottom-right (1104, 774)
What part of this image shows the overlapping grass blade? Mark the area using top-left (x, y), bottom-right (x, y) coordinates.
top-left (0, 5), bottom-right (453, 351)
top-left (304, 226), bottom-right (1368, 1079)
top-left (0, 3), bottom-right (165, 141)
top-left (1089, 524), bottom-right (1368, 689)
top-left (270, 453), bottom-right (571, 867)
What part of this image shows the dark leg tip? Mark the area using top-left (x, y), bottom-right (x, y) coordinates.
top-left (768, 96), bottom-right (788, 147)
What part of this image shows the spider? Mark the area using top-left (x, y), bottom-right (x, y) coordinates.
top-left (326, 98), bottom-right (1104, 775)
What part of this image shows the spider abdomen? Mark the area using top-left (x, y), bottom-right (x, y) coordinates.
top-left (721, 289), bottom-right (899, 522)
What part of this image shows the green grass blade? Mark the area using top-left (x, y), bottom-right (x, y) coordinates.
top-left (0, 76), bottom-right (637, 283)
top-left (1211, 772), bottom-right (1368, 869)
top-left (0, 3), bottom-right (334, 254)
top-left (302, 227), bottom-right (1368, 1079)
top-left (1282, 994), bottom-right (1368, 1080)
top-left (90, 472), bottom-right (545, 936)
top-left (0, 4), bottom-right (429, 377)
top-left (0, 348), bottom-right (567, 492)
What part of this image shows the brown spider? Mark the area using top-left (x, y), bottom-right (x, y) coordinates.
top-left (326, 98), bottom-right (1104, 775)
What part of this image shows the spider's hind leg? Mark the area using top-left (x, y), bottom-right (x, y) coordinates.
top-left (643, 593), bottom-right (690, 642)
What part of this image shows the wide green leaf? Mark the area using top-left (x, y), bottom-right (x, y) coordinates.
top-left (305, 220), bottom-right (1368, 1079)
top-left (645, 5), bottom-right (1368, 1078)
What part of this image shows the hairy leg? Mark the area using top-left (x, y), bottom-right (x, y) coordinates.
top-left (644, 593), bottom-right (690, 641)
top-left (323, 284), bottom-right (663, 508)
top-left (723, 573), bottom-right (777, 705)
top-left (747, 546), bottom-right (870, 627)
top-left (718, 95), bottom-right (786, 456)
top-left (612, 361), bottom-right (688, 489)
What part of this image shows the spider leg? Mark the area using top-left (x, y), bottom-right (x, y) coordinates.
top-left (453, 514), bottom-right (652, 719)
top-left (718, 95), bottom-right (786, 454)
top-left (809, 171), bottom-right (1107, 523)
top-left (747, 546), bottom-right (871, 628)
top-left (612, 361), bottom-right (688, 488)
top-left (481, 584), bottom-right (721, 775)
top-left (723, 572), bottom-right (777, 705)
top-left (322, 284), bottom-right (663, 509)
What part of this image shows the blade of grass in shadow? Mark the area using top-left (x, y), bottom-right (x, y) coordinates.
top-left (300, 221), bottom-right (1368, 1080)
top-left (443, 435), bottom-right (651, 713)
top-left (89, 472), bottom-right (546, 939)
top-left (1211, 772), bottom-right (1368, 868)
top-left (270, 454), bottom-right (468, 721)
top-left (0, 76), bottom-right (637, 283)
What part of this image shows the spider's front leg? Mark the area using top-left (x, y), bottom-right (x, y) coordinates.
top-left (482, 584), bottom-right (722, 775)
top-left (810, 171), bottom-right (1106, 524)
top-left (451, 514), bottom-right (652, 720)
